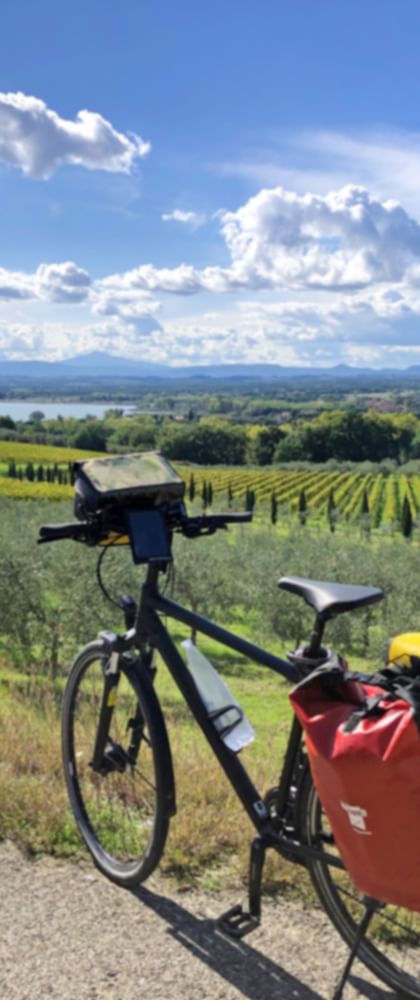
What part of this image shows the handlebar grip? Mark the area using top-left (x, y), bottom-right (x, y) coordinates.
top-left (213, 513), bottom-right (253, 524)
top-left (38, 522), bottom-right (91, 543)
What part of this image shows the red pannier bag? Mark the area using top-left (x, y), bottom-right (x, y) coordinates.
top-left (290, 662), bottom-right (420, 909)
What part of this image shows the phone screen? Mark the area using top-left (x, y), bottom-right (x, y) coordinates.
top-left (126, 509), bottom-right (172, 564)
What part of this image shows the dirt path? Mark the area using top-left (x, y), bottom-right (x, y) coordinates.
top-left (0, 842), bottom-right (398, 1000)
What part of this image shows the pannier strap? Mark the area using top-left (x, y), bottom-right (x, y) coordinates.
top-left (343, 694), bottom-right (390, 733)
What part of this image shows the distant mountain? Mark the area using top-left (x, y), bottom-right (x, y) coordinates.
top-left (0, 352), bottom-right (168, 379)
top-left (0, 351), bottom-right (418, 380)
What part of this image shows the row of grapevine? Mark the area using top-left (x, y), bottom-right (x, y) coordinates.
top-left (0, 437), bottom-right (418, 533)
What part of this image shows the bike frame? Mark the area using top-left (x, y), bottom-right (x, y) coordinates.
top-left (127, 564), bottom-right (342, 869)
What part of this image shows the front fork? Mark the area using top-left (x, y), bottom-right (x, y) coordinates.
top-left (91, 625), bottom-right (153, 775)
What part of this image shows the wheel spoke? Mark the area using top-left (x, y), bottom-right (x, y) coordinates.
top-left (62, 646), bottom-right (169, 886)
top-left (304, 771), bottom-right (420, 996)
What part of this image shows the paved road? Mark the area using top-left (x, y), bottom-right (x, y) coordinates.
top-left (0, 843), bottom-right (398, 1000)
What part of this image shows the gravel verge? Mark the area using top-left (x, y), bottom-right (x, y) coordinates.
top-left (0, 842), bottom-right (399, 1000)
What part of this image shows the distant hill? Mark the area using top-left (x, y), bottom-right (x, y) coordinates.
top-left (0, 352), bottom-right (407, 380)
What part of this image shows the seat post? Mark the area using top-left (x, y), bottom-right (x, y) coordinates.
top-left (305, 613), bottom-right (327, 659)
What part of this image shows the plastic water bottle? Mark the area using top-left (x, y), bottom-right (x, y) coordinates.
top-left (181, 638), bottom-right (255, 752)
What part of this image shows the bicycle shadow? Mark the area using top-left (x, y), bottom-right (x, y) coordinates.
top-left (132, 885), bottom-right (396, 1000)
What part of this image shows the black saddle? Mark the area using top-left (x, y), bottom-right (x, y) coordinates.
top-left (278, 576), bottom-right (384, 619)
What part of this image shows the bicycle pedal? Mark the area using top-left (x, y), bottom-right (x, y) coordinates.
top-left (217, 904), bottom-right (260, 939)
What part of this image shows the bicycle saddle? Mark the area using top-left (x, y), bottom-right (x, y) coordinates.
top-left (278, 576), bottom-right (384, 618)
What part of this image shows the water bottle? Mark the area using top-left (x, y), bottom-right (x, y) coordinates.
top-left (181, 638), bottom-right (255, 752)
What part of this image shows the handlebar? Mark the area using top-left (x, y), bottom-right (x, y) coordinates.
top-left (178, 512), bottom-right (252, 537)
top-left (38, 510), bottom-right (252, 545)
top-left (38, 521), bottom-right (97, 544)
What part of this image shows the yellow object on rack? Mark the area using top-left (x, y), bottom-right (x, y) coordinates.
top-left (386, 633), bottom-right (420, 669)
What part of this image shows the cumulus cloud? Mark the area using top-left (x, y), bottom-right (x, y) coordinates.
top-left (36, 262), bottom-right (91, 302)
top-left (101, 185), bottom-right (420, 296)
top-left (220, 185), bottom-right (420, 290)
top-left (0, 92), bottom-right (150, 179)
top-left (0, 267), bottom-right (34, 300)
top-left (4, 179), bottom-right (420, 367)
top-left (0, 261), bottom-right (91, 303)
top-left (91, 286), bottom-right (161, 319)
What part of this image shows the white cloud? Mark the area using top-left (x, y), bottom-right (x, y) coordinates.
top-left (0, 267), bottom-right (34, 300)
top-left (36, 262), bottom-right (91, 302)
top-left (101, 185), bottom-right (420, 296)
top-left (0, 261), bottom-right (91, 303)
top-left (219, 185), bottom-right (420, 291)
top-left (3, 286), bottom-right (420, 368)
top-left (161, 209), bottom-right (205, 227)
top-left (4, 178), bottom-right (420, 367)
top-left (0, 92), bottom-right (150, 179)
top-left (91, 286), bottom-right (161, 319)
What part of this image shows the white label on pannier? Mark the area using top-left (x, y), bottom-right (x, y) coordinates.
top-left (340, 802), bottom-right (372, 835)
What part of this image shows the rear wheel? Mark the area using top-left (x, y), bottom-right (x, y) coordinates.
top-left (62, 641), bottom-right (174, 887)
top-left (300, 768), bottom-right (420, 997)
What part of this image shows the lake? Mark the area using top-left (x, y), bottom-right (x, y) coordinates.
top-left (0, 401), bottom-right (133, 421)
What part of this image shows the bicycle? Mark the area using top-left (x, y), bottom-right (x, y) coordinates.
top-left (38, 455), bottom-right (420, 1000)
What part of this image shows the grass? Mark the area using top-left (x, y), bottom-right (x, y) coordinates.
top-left (0, 613), bottom-right (379, 898)
top-left (0, 621), bottom-right (307, 892)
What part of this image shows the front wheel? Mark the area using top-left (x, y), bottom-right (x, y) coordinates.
top-left (300, 767), bottom-right (420, 998)
top-left (62, 641), bottom-right (174, 887)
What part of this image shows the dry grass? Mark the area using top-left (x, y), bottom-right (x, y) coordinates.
top-left (0, 663), bottom-right (306, 892)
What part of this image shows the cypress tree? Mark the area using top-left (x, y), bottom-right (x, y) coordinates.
top-left (25, 462), bottom-right (34, 482)
top-left (361, 487), bottom-right (371, 538)
top-left (361, 488), bottom-right (369, 515)
top-left (201, 480), bottom-right (208, 509)
top-left (207, 481), bottom-right (213, 507)
top-left (227, 482), bottom-right (233, 508)
top-left (327, 489), bottom-right (336, 533)
top-left (271, 492), bottom-right (277, 525)
top-left (189, 473), bottom-right (195, 502)
top-left (402, 495), bottom-right (414, 539)
top-left (298, 488), bottom-right (307, 525)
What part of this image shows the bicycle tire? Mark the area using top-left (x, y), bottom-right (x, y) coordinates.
top-left (62, 640), bottom-right (174, 887)
top-left (299, 766), bottom-right (420, 998)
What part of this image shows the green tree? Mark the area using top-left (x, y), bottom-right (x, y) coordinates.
top-left (270, 492), bottom-right (277, 525)
top-left (189, 473), bottom-right (196, 502)
top-left (158, 420), bottom-right (247, 465)
top-left (401, 496), bottom-right (414, 539)
top-left (360, 487), bottom-right (371, 539)
top-left (251, 426), bottom-right (285, 465)
top-left (72, 422), bottom-right (107, 452)
top-left (201, 480), bottom-right (208, 509)
top-left (227, 482), bottom-right (233, 508)
top-left (327, 489), bottom-right (336, 533)
top-left (298, 488), bottom-right (307, 525)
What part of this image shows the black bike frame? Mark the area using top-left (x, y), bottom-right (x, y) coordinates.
top-left (134, 565), bottom-right (335, 867)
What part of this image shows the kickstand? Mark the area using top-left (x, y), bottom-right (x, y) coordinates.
top-left (332, 898), bottom-right (380, 1000)
top-left (218, 836), bottom-right (267, 938)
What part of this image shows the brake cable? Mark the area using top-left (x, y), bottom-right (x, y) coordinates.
top-left (95, 537), bottom-right (127, 609)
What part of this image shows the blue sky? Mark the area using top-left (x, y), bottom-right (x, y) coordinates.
top-left (2, 0), bottom-right (420, 367)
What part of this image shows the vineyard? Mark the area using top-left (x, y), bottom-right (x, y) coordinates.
top-left (0, 440), bottom-right (418, 532)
